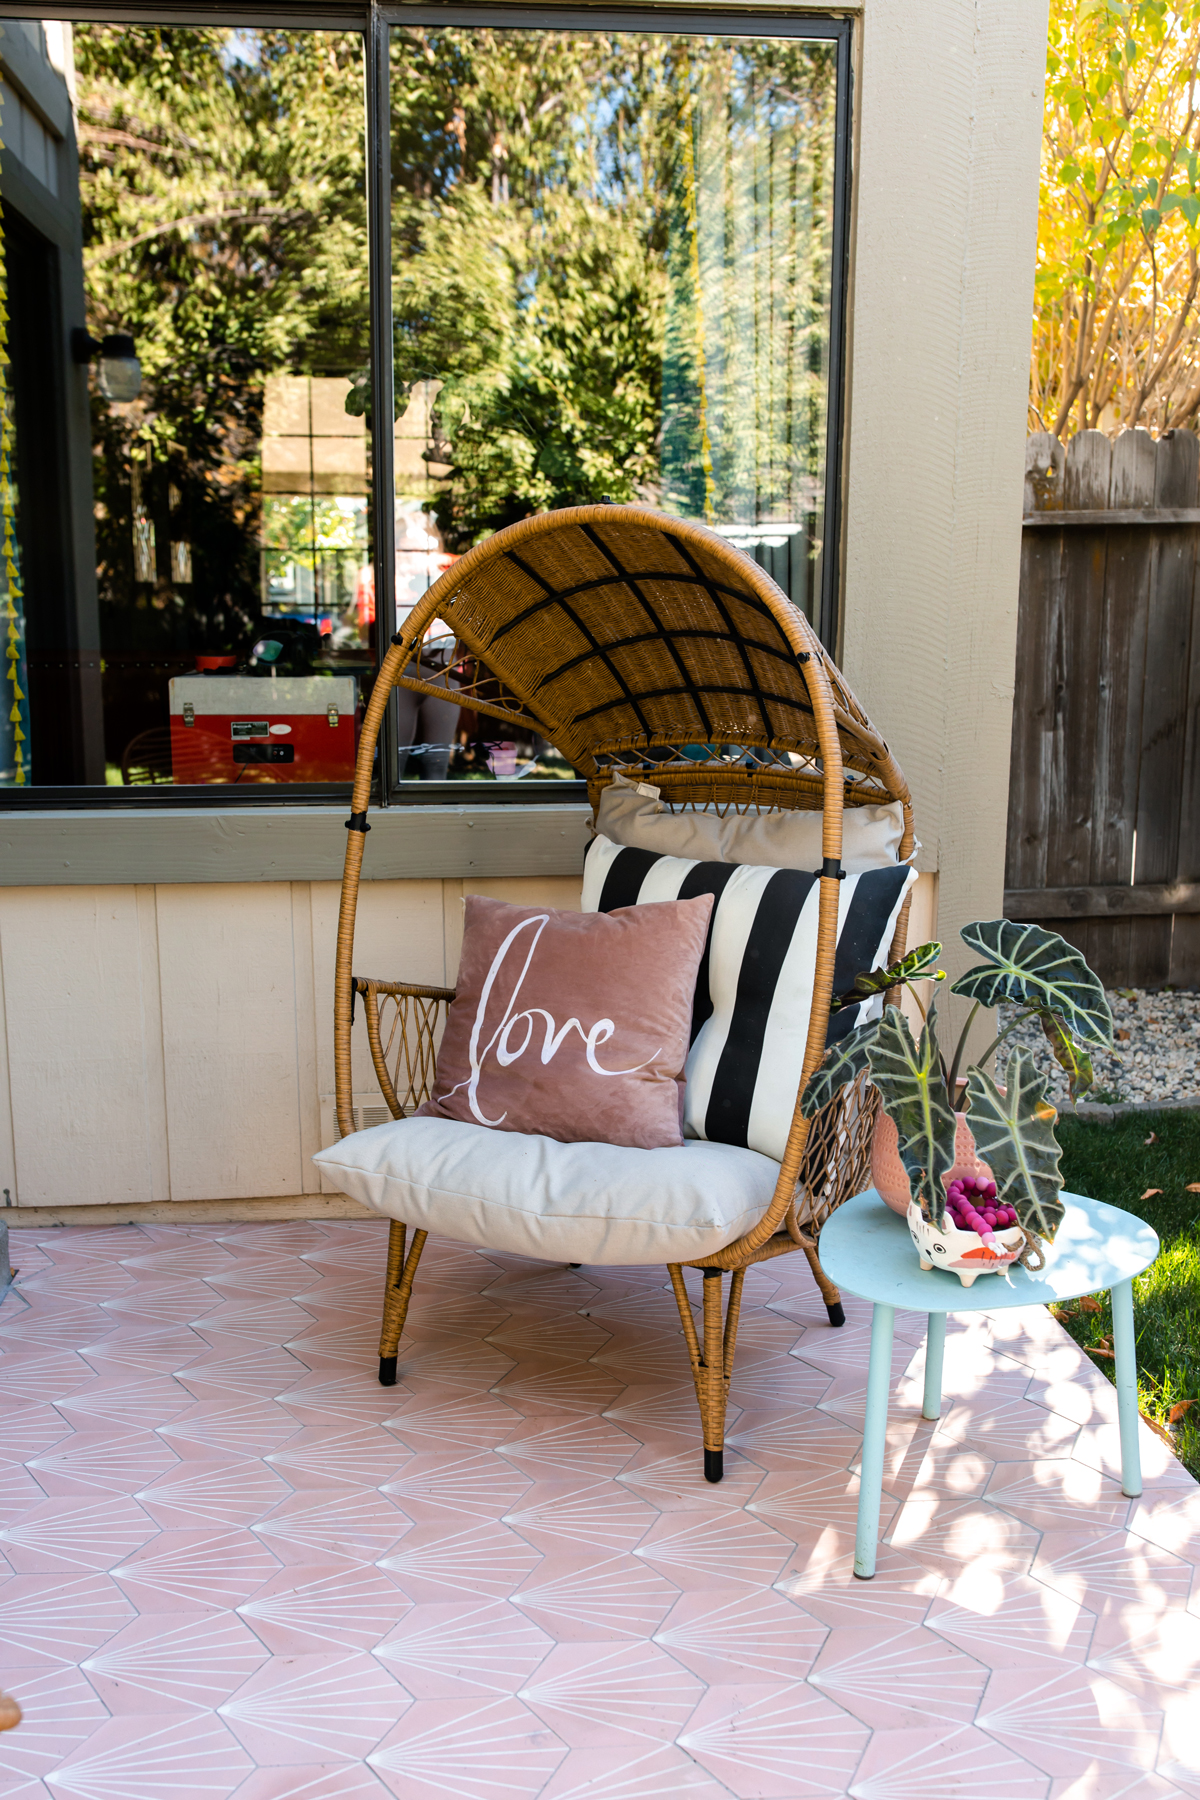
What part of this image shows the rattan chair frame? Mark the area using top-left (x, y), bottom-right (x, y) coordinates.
top-left (334, 504), bottom-right (912, 1481)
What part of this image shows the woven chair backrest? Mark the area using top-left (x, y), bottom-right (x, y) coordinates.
top-left (335, 505), bottom-right (913, 1235)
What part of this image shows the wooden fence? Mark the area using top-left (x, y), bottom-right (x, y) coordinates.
top-left (1006, 427), bottom-right (1200, 988)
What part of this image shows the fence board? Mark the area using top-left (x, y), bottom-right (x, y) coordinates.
top-left (1007, 436), bottom-right (1066, 892)
top-left (1173, 546), bottom-right (1200, 985)
top-left (1009, 427), bottom-right (1200, 988)
top-left (1086, 430), bottom-right (1155, 979)
top-left (1048, 433), bottom-right (1111, 908)
top-left (1126, 433), bottom-right (1200, 982)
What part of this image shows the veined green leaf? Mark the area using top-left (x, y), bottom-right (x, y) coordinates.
top-left (952, 920), bottom-right (1113, 1046)
top-left (865, 1004), bottom-right (957, 1228)
top-left (800, 1021), bottom-right (880, 1119)
top-left (830, 941), bottom-right (945, 1011)
top-left (1040, 1010), bottom-right (1095, 1103)
top-left (965, 1052), bottom-right (1066, 1242)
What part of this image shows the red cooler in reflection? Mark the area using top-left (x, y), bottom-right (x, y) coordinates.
top-left (168, 675), bottom-right (359, 783)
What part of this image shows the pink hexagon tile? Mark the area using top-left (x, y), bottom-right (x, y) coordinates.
top-left (847, 1723), bottom-right (1049, 1798)
top-left (46, 1707), bottom-right (255, 1800)
top-left (926, 1565), bottom-right (1096, 1668)
top-left (976, 1664), bottom-right (1163, 1779)
top-left (80, 1608), bottom-right (269, 1713)
top-left (807, 1623), bottom-right (989, 1731)
top-left (366, 1692), bottom-right (567, 1800)
top-left (678, 1679), bottom-right (869, 1797)
top-left (217, 1650), bottom-right (409, 1765)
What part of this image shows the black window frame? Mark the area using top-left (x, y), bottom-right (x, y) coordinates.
top-left (0, 0), bottom-right (852, 813)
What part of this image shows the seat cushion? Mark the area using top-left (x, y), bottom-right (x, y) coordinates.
top-left (596, 773), bottom-right (907, 873)
top-left (313, 1115), bottom-right (779, 1265)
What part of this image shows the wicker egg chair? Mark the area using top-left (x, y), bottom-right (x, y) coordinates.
top-left (334, 503), bottom-right (913, 1480)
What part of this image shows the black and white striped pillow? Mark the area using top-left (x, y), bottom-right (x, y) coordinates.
top-left (583, 836), bottom-right (916, 1163)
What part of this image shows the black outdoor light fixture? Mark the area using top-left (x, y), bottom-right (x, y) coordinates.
top-left (71, 329), bottom-right (143, 402)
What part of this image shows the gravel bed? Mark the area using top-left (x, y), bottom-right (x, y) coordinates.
top-left (998, 988), bottom-right (1200, 1107)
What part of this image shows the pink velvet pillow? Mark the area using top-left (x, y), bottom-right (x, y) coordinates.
top-left (419, 893), bottom-right (714, 1150)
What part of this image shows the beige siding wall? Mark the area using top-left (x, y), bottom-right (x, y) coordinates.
top-left (0, 876), bottom-right (582, 1211)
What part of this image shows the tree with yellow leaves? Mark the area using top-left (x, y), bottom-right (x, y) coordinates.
top-left (1032, 0), bottom-right (1200, 437)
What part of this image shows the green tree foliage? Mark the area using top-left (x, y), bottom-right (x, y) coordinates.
top-left (386, 28), bottom-right (837, 549)
top-left (388, 29), bottom-right (672, 545)
top-left (77, 26), bottom-right (368, 652)
top-left (1034, 0), bottom-right (1200, 436)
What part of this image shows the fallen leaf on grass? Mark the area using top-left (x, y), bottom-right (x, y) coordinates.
top-left (1187, 1183), bottom-right (1200, 1193)
top-left (1086, 1344), bottom-right (1115, 1360)
top-left (1077, 1295), bottom-right (1103, 1314)
top-left (1144, 1132), bottom-right (1158, 1145)
top-left (1140, 1188), bottom-right (1163, 1200)
top-left (1141, 1413), bottom-right (1178, 1450)
top-left (1168, 1400), bottom-right (1196, 1425)
top-left (1050, 1303), bottom-right (1076, 1323)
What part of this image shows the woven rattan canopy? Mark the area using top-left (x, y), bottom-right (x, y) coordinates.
top-left (374, 503), bottom-right (911, 823)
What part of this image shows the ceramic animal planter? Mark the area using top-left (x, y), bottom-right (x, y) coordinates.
top-left (905, 1200), bottom-right (1024, 1286)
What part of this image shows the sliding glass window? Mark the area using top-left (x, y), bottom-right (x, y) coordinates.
top-left (0, 10), bottom-right (847, 802)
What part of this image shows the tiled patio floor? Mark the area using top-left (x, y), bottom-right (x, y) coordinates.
top-left (1, 1218), bottom-right (1198, 1800)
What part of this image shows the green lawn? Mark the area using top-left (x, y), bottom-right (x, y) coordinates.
top-left (1055, 1109), bottom-right (1200, 1481)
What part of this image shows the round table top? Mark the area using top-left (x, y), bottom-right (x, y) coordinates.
top-left (820, 1190), bottom-right (1159, 1312)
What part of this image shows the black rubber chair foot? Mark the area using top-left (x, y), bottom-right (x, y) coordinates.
top-left (567, 1263), bottom-right (581, 1270)
top-left (826, 1301), bottom-right (846, 1327)
top-left (378, 1356), bottom-right (398, 1386)
top-left (704, 1449), bottom-right (724, 1483)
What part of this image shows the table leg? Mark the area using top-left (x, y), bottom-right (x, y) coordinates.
top-left (923, 1312), bottom-right (946, 1421)
top-left (855, 1301), bottom-right (894, 1580)
top-left (1110, 1275), bottom-right (1142, 1499)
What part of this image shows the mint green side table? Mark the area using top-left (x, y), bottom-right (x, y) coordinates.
top-left (819, 1190), bottom-right (1159, 1579)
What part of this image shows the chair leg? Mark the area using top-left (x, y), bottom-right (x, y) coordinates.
top-left (803, 1239), bottom-right (846, 1326)
top-left (702, 1270), bottom-right (726, 1482)
top-left (378, 1221), bottom-right (428, 1385)
top-left (668, 1265), bottom-right (746, 1484)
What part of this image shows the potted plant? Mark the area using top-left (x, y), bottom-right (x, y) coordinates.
top-left (802, 921), bottom-right (1113, 1285)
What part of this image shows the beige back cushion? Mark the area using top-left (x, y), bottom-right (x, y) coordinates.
top-left (595, 774), bottom-right (906, 874)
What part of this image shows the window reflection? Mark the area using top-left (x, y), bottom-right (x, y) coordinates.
top-left (387, 26), bottom-right (838, 784)
top-left (0, 21), bottom-right (371, 787)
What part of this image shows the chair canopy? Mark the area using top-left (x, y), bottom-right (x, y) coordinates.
top-left (377, 504), bottom-right (911, 824)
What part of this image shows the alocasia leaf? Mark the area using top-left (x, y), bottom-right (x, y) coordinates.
top-left (952, 920), bottom-right (1113, 1047)
top-left (865, 1003), bottom-right (957, 1227)
top-left (830, 942), bottom-right (946, 1010)
top-left (801, 1020), bottom-right (880, 1118)
top-left (964, 1050), bottom-right (1065, 1241)
top-left (1040, 1010), bottom-right (1094, 1103)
